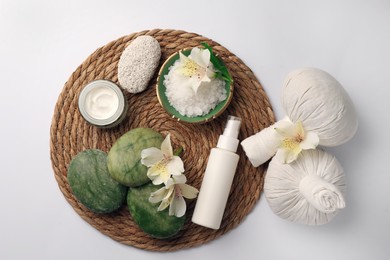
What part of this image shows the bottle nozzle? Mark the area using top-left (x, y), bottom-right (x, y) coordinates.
top-left (223, 116), bottom-right (241, 138)
top-left (217, 115), bottom-right (241, 152)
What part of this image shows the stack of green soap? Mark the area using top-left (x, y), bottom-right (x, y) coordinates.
top-left (67, 128), bottom-right (186, 239)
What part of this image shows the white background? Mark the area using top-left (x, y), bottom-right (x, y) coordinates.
top-left (1, 0), bottom-right (389, 259)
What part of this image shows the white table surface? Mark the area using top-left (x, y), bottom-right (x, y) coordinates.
top-left (1, 0), bottom-right (389, 259)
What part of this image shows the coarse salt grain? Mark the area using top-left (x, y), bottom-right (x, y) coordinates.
top-left (164, 61), bottom-right (227, 117)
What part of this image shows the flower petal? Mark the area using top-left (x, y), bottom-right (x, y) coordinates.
top-left (165, 178), bottom-right (175, 188)
top-left (206, 67), bottom-right (215, 78)
top-left (189, 47), bottom-right (200, 56)
top-left (141, 147), bottom-right (163, 167)
top-left (191, 48), bottom-right (210, 68)
top-left (274, 117), bottom-right (295, 138)
top-left (151, 175), bottom-right (164, 185)
top-left (147, 164), bottom-right (161, 178)
top-left (179, 51), bottom-right (189, 63)
top-left (295, 121), bottom-right (304, 137)
top-left (191, 80), bottom-right (202, 94)
top-left (157, 198), bottom-right (170, 211)
top-left (301, 132), bottom-right (319, 150)
top-left (274, 148), bottom-right (286, 163)
top-left (275, 148), bottom-right (300, 164)
top-left (163, 186), bottom-right (174, 201)
top-left (169, 195), bottom-right (186, 217)
top-left (150, 166), bottom-right (171, 185)
top-left (168, 202), bottom-right (174, 216)
top-left (287, 147), bottom-right (301, 163)
top-left (160, 170), bottom-right (172, 185)
top-left (199, 49), bottom-right (211, 67)
top-left (167, 156), bottom-right (184, 176)
top-left (160, 134), bottom-right (173, 157)
top-left (149, 187), bottom-right (167, 203)
top-left (200, 74), bottom-right (211, 83)
top-left (147, 160), bottom-right (175, 184)
top-left (172, 174), bottom-right (187, 184)
top-left (189, 48), bottom-right (202, 64)
top-left (178, 184), bottom-right (199, 199)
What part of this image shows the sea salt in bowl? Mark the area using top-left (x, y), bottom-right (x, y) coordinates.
top-left (157, 48), bottom-right (233, 124)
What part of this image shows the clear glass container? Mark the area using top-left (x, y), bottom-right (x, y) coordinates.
top-left (78, 80), bottom-right (127, 128)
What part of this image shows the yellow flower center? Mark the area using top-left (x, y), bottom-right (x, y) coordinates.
top-left (154, 158), bottom-right (170, 179)
top-left (181, 59), bottom-right (204, 79)
top-left (281, 134), bottom-right (304, 150)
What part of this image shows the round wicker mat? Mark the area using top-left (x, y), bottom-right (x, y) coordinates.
top-left (50, 29), bottom-right (275, 251)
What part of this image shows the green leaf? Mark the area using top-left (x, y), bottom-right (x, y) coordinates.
top-left (201, 42), bottom-right (233, 84)
top-left (173, 147), bottom-right (183, 156)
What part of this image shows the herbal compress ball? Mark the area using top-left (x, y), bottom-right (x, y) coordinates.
top-left (282, 68), bottom-right (358, 147)
top-left (264, 149), bottom-right (346, 225)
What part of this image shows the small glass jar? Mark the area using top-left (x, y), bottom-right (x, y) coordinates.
top-left (78, 80), bottom-right (127, 128)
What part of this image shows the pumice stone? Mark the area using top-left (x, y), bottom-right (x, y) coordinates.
top-left (118, 35), bottom-right (161, 93)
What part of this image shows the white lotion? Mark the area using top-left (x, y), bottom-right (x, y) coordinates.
top-left (192, 116), bottom-right (241, 229)
top-left (78, 80), bottom-right (127, 128)
top-left (85, 86), bottom-right (119, 120)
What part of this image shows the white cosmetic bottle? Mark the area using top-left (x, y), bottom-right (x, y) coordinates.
top-left (192, 116), bottom-right (241, 229)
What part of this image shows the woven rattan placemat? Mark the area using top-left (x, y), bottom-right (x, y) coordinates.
top-left (50, 29), bottom-right (275, 251)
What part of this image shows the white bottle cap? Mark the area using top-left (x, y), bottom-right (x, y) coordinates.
top-left (217, 116), bottom-right (241, 152)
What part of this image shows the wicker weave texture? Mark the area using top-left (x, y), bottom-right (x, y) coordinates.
top-left (50, 29), bottom-right (274, 251)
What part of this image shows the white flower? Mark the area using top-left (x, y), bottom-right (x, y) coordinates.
top-left (149, 174), bottom-right (199, 217)
top-left (274, 117), bottom-right (319, 163)
top-left (141, 134), bottom-right (184, 185)
top-left (174, 47), bottom-right (215, 94)
top-left (141, 133), bottom-right (198, 217)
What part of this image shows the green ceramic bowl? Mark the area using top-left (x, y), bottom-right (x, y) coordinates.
top-left (156, 49), bottom-right (233, 124)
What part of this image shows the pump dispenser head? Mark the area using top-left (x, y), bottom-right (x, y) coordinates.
top-left (217, 116), bottom-right (242, 152)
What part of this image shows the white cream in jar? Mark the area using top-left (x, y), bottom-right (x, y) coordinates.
top-left (85, 86), bottom-right (119, 119)
top-left (78, 80), bottom-right (127, 128)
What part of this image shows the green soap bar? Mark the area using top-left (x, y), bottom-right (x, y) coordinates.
top-left (67, 149), bottom-right (128, 214)
top-left (127, 182), bottom-right (185, 239)
top-left (107, 128), bottom-right (163, 187)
